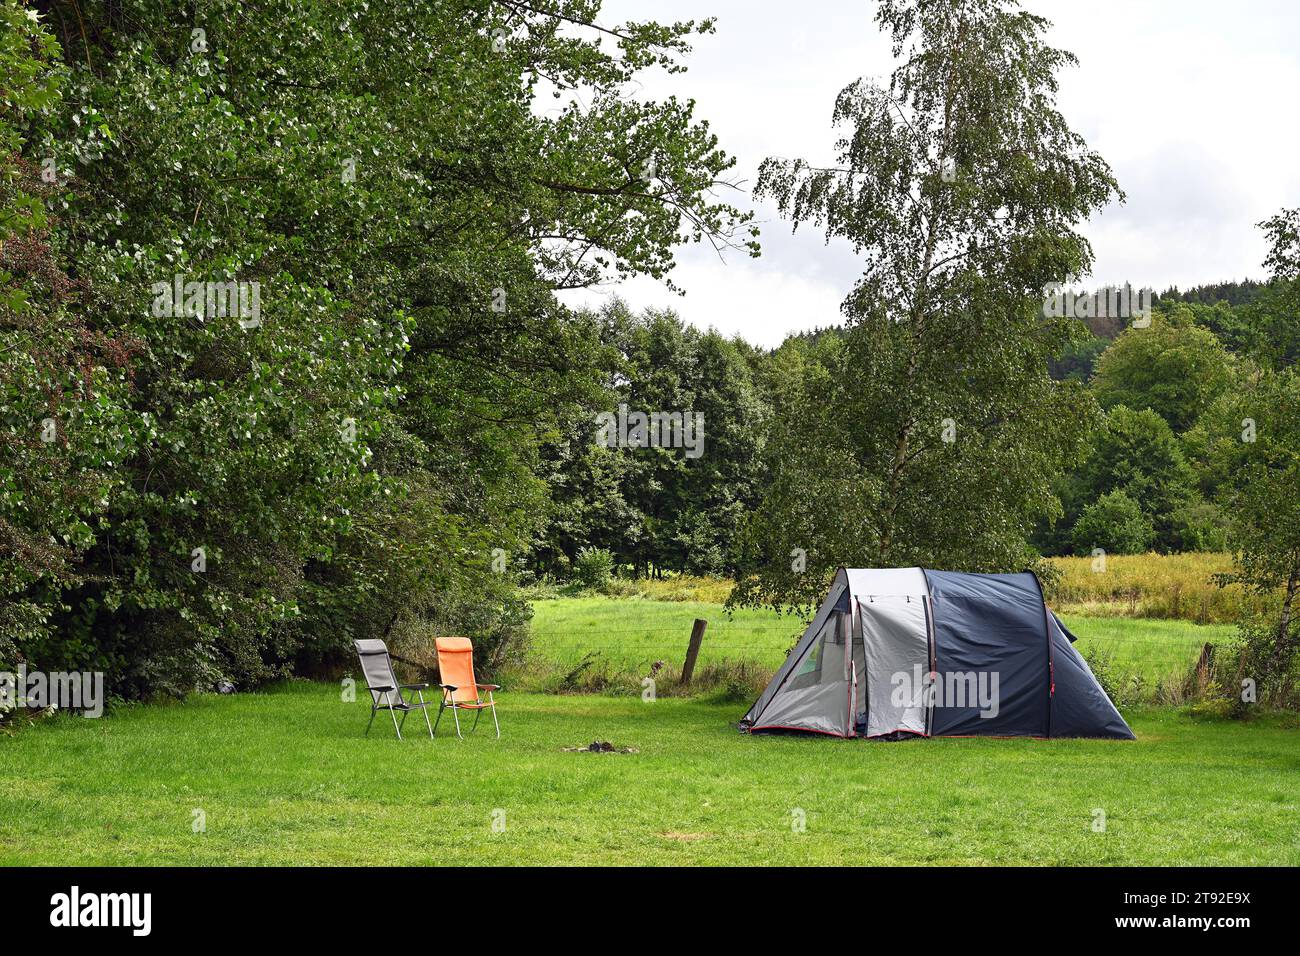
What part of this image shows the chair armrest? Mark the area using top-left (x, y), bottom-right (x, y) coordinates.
top-left (437, 684), bottom-right (458, 691)
top-left (369, 684), bottom-right (395, 693)
top-left (477, 684), bottom-right (501, 691)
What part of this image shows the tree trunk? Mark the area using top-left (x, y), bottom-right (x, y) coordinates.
top-left (1269, 563), bottom-right (1300, 681)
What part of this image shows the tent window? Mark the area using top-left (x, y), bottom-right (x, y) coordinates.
top-left (789, 612), bottom-right (846, 689)
top-left (793, 639), bottom-right (821, 680)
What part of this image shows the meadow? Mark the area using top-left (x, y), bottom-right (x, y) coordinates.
top-left (1043, 553), bottom-right (1255, 624)
top-left (2, 682), bottom-right (1295, 866)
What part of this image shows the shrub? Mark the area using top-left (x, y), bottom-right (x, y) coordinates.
top-left (1079, 644), bottom-right (1126, 706)
top-left (572, 547), bottom-right (615, 591)
top-left (1184, 697), bottom-right (1238, 720)
top-left (1071, 490), bottom-right (1155, 556)
top-left (1171, 500), bottom-right (1230, 552)
top-left (596, 574), bottom-right (734, 603)
top-left (1226, 616), bottom-right (1300, 709)
top-left (696, 660), bottom-right (772, 703)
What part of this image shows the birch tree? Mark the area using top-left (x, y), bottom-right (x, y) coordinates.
top-left (734, 0), bottom-right (1119, 612)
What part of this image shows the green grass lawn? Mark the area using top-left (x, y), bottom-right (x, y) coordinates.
top-left (1, 681), bottom-right (1296, 865)
top-left (530, 596), bottom-right (1236, 687)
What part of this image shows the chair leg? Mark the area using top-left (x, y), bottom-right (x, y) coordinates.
top-left (490, 693), bottom-right (500, 739)
top-left (433, 698), bottom-right (445, 736)
top-left (418, 690), bottom-right (434, 739)
top-left (452, 703), bottom-right (462, 739)
top-left (385, 692), bottom-right (402, 740)
top-left (471, 707), bottom-right (482, 735)
top-left (365, 705), bottom-right (377, 737)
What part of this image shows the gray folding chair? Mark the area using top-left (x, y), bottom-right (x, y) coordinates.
top-left (353, 639), bottom-right (447, 740)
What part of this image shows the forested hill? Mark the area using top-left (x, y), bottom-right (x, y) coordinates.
top-left (1157, 279), bottom-right (1268, 308)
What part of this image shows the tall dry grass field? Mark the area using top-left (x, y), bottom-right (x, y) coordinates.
top-left (1043, 553), bottom-right (1262, 624)
top-left (592, 554), bottom-right (1264, 625)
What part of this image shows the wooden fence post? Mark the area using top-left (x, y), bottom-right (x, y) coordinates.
top-left (681, 619), bottom-right (707, 685)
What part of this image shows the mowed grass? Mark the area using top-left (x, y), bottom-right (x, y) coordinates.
top-left (1, 681), bottom-right (1296, 866)
top-left (530, 596), bottom-right (1236, 688)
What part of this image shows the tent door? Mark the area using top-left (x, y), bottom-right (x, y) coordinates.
top-left (858, 597), bottom-right (930, 737)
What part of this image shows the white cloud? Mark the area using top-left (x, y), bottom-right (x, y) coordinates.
top-left (559, 256), bottom-right (850, 348)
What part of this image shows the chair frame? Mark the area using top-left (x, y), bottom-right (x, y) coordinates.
top-left (432, 683), bottom-right (500, 739)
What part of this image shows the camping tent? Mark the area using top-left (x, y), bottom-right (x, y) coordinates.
top-left (741, 568), bottom-right (1134, 740)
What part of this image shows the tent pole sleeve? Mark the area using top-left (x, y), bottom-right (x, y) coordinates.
top-left (1027, 570), bottom-right (1054, 738)
top-left (920, 568), bottom-right (936, 738)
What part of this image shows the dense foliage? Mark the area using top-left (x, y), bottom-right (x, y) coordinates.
top-left (1189, 210), bottom-right (1300, 697)
top-left (2, 0), bottom-right (755, 697)
top-left (532, 299), bottom-right (768, 578)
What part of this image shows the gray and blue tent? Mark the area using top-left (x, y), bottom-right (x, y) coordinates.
top-left (742, 568), bottom-right (1134, 740)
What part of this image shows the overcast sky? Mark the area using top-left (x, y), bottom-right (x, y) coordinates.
top-left (557, 0), bottom-right (1300, 347)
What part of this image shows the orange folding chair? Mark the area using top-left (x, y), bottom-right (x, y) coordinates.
top-left (433, 637), bottom-right (501, 738)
